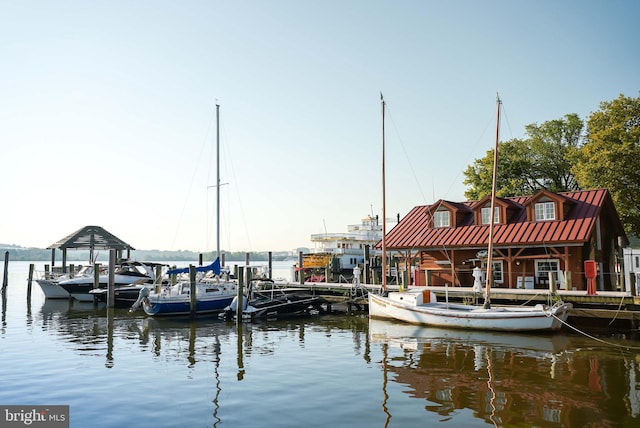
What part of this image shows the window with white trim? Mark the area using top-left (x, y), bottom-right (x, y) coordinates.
top-left (481, 206), bottom-right (500, 224)
top-left (534, 201), bottom-right (556, 221)
top-left (481, 260), bottom-right (504, 284)
top-left (535, 259), bottom-right (560, 283)
top-left (433, 210), bottom-right (450, 228)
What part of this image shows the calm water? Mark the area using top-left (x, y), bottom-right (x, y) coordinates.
top-left (2, 261), bottom-right (640, 427)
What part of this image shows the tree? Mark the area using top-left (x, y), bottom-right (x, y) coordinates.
top-left (463, 138), bottom-right (535, 200)
top-left (525, 114), bottom-right (582, 192)
top-left (464, 114), bottom-right (583, 200)
top-left (571, 93), bottom-right (640, 236)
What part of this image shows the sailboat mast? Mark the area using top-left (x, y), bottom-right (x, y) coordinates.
top-left (484, 95), bottom-right (501, 307)
top-left (216, 103), bottom-right (221, 260)
top-left (381, 93), bottom-right (387, 292)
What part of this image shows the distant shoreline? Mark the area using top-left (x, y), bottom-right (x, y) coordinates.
top-left (0, 246), bottom-right (303, 263)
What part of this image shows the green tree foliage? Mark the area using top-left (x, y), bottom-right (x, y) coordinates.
top-left (571, 93), bottom-right (640, 236)
top-left (464, 114), bottom-right (583, 200)
top-left (526, 114), bottom-right (582, 192)
top-left (463, 139), bottom-right (533, 200)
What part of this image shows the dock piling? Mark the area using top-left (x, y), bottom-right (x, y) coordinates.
top-left (236, 266), bottom-right (245, 322)
top-left (2, 251), bottom-right (8, 291)
top-left (298, 251), bottom-right (304, 285)
top-left (548, 272), bottom-right (557, 293)
top-left (189, 265), bottom-right (197, 317)
top-left (107, 250), bottom-right (115, 308)
top-left (93, 263), bottom-right (100, 289)
top-left (27, 263), bottom-right (34, 301)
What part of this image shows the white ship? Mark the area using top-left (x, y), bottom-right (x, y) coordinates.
top-left (300, 215), bottom-right (397, 280)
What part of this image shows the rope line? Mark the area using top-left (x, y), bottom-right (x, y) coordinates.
top-left (607, 293), bottom-right (627, 326)
top-left (550, 312), bottom-right (640, 351)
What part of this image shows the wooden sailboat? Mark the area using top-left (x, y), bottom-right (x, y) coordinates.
top-left (368, 95), bottom-right (572, 332)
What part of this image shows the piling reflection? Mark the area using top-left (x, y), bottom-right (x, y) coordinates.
top-left (1, 288), bottom-right (6, 331)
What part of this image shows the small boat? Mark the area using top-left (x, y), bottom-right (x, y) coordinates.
top-left (369, 290), bottom-right (571, 331)
top-left (368, 94), bottom-right (572, 332)
top-left (58, 261), bottom-right (164, 302)
top-left (223, 280), bottom-right (326, 320)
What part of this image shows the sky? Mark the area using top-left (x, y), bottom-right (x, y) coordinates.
top-left (1, 0), bottom-right (638, 253)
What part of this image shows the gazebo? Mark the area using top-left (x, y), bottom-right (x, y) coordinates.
top-left (47, 225), bottom-right (135, 273)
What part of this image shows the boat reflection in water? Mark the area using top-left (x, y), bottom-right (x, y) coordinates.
top-left (369, 318), bottom-right (640, 427)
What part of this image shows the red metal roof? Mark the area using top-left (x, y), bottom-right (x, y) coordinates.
top-left (384, 189), bottom-right (625, 250)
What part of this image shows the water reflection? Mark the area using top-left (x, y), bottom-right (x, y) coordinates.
top-left (28, 298), bottom-right (640, 427)
top-left (369, 318), bottom-right (640, 427)
top-left (36, 298), bottom-right (368, 369)
top-left (1, 288), bottom-right (6, 331)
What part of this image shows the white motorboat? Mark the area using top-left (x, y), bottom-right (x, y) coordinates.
top-left (58, 261), bottom-right (163, 302)
top-left (35, 278), bottom-right (72, 299)
top-left (35, 265), bottom-right (105, 299)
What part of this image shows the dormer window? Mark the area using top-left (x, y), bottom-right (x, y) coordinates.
top-left (535, 201), bottom-right (556, 221)
top-left (481, 207), bottom-right (499, 225)
top-left (433, 210), bottom-right (450, 228)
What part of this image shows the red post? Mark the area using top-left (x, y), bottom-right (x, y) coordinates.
top-left (584, 260), bottom-right (597, 296)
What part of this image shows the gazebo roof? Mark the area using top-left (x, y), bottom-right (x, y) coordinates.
top-left (47, 225), bottom-right (135, 251)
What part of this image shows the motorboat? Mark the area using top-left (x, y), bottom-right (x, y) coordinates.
top-left (222, 278), bottom-right (326, 321)
top-left (35, 265), bottom-right (106, 299)
top-left (58, 261), bottom-right (165, 302)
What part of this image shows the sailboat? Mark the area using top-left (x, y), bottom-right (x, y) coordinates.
top-left (134, 104), bottom-right (237, 316)
top-left (368, 95), bottom-right (572, 332)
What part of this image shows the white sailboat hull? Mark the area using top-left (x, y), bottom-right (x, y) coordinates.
top-left (368, 290), bottom-right (572, 332)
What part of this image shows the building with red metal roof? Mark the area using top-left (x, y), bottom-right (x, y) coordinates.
top-left (384, 188), bottom-right (628, 291)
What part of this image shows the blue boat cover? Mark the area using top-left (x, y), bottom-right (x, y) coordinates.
top-left (166, 258), bottom-right (221, 276)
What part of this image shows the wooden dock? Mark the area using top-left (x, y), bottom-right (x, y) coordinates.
top-left (286, 281), bottom-right (640, 326)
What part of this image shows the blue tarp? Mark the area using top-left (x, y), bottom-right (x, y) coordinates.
top-left (166, 258), bottom-right (221, 276)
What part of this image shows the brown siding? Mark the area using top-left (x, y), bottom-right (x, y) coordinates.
top-left (390, 189), bottom-right (627, 291)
